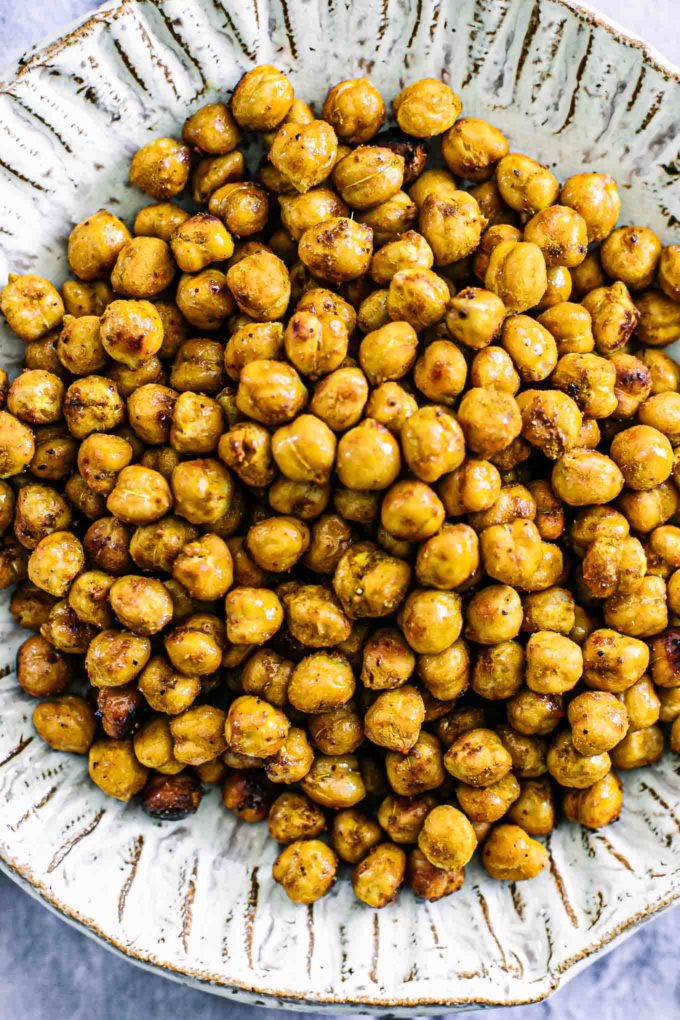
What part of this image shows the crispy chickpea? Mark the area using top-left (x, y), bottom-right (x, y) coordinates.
top-left (26, 530), bottom-right (83, 597)
top-left (12, 484), bottom-right (71, 551)
top-left (10, 581), bottom-right (55, 631)
top-left (301, 753), bottom-right (366, 808)
top-left (320, 78), bottom-right (385, 144)
top-left (496, 724), bottom-right (548, 778)
top-left (66, 571), bottom-right (113, 629)
top-left (82, 519), bottom-right (130, 578)
top-left (582, 628), bottom-right (649, 693)
top-left (465, 584), bottom-right (523, 644)
top-left (298, 217), bottom-right (373, 284)
top-left (40, 598), bottom-right (96, 653)
top-left (408, 847), bottom-right (464, 901)
top-left (603, 574), bottom-right (667, 638)
top-left (438, 459), bottom-right (501, 517)
top-left (359, 320), bottom-right (418, 385)
top-left (259, 725), bottom-right (312, 783)
top-left (357, 289), bottom-right (390, 332)
top-left (610, 424), bottom-right (673, 490)
top-left (350, 841), bottom-right (406, 907)
top-left (134, 202), bottom-right (190, 242)
top-left (287, 650), bottom-right (355, 714)
top-left (0, 274), bottom-right (64, 341)
top-left (444, 287), bottom-right (506, 351)
top-left (208, 181), bottom-right (270, 239)
top-left (268, 791), bottom-right (325, 844)
top-left (456, 772), bottom-right (520, 823)
top-left (216, 422), bottom-right (273, 488)
top-left (175, 269), bottom-right (234, 331)
top-left (484, 240), bottom-right (548, 314)
top-left (63, 375), bottom-right (124, 440)
top-left (400, 405), bottom-right (465, 483)
top-left (236, 359), bottom-right (307, 426)
top-left (521, 587), bottom-right (574, 636)
top-left (499, 315), bottom-right (557, 383)
top-left (496, 153), bottom-right (559, 218)
top-left (505, 778), bottom-right (554, 836)
top-left (171, 534), bottom-right (233, 602)
top-left (416, 639), bottom-right (469, 703)
top-left (171, 458), bottom-right (234, 528)
top-left (468, 347), bottom-right (519, 397)
top-left (268, 120), bottom-right (338, 194)
top-left (328, 809), bottom-right (381, 865)
top-left (88, 738), bottom-right (148, 801)
top-left (65, 211), bottom-right (131, 283)
top-left (641, 348), bottom-right (680, 396)
top-left (638, 392), bottom-right (680, 445)
top-left (224, 694), bottom-right (290, 759)
top-left (551, 352), bottom-right (617, 419)
top-left (224, 587), bottom-right (283, 646)
top-left (456, 387), bottom-right (522, 458)
top-left (223, 769), bottom-right (273, 820)
top-left (33, 695), bottom-right (96, 754)
top-left (418, 191), bottom-right (485, 266)
top-left (280, 583), bottom-right (351, 648)
top-left (393, 79), bottom-right (461, 138)
top-left (609, 351), bottom-right (652, 419)
top-left (270, 415), bottom-right (336, 486)
top-left (547, 729), bottom-right (611, 788)
top-left (17, 634), bottom-right (71, 697)
top-left (377, 793), bottom-right (436, 845)
top-left (169, 213), bottom-right (233, 274)
top-left (610, 725), bottom-right (664, 770)
top-left (599, 225), bottom-right (661, 290)
top-left (226, 251), bottom-right (290, 321)
top-left (444, 728), bottom-right (512, 787)
top-left (516, 390), bottom-right (583, 462)
top-left (105, 465), bottom-right (172, 525)
top-left (224, 322), bottom-right (284, 381)
top-left (357, 190), bottom-right (418, 246)
top-left (303, 514), bottom-right (353, 576)
top-left (563, 770), bottom-right (623, 829)
top-left (658, 244), bottom-right (680, 301)
top-left (267, 479), bottom-right (330, 521)
top-left (279, 190), bottom-right (348, 246)
top-left (333, 146), bottom-right (404, 210)
top-left (110, 237), bottom-right (175, 299)
top-left (126, 384), bottom-right (176, 446)
top-left (310, 367), bottom-right (368, 431)
top-left (129, 137), bottom-right (190, 199)
top-left (557, 173), bottom-right (620, 243)
top-left (481, 823), bottom-right (548, 881)
top-left (364, 685), bottom-right (425, 753)
top-left (85, 627), bottom-right (151, 689)
top-left (283, 311), bottom-right (348, 380)
top-left (506, 688), bottom-right (563, 736)
top-left (136, 656), bottom-right (200, 715)
top-left (182, 100), bottom-right (241, 154)
top-left (133, 716), bottom-right (184, 774)
top-left (417, 804), bottom-right (477, 872)
top-left (245, 516), bottom-right (309, 574)
top-left (170, 391), bottom-right (224, 455)
top-left (659, 687), bottom-right (680, 722)
top-left (274, 835), bottom-right (337, 901)
top-left (169, 704), bottom-right (227, 765)
top-left (636, 290), bottom-right (680, 348)
top-left (359, 628), bottom-right (414, 691)
top-left (480, 519), bottom-right (542, 589)
top-left (551, 450), bottom-right (623, 506)
top-left (57, 314), bottom-right (106, 375)
top-left (618, 675), bottom-right (660, 731)
top-left (441, 117), bottom-right (508, 182)
top-left (524, 632), bottom-right (583, 695)
top-left (95, 683), bottom-right (144, 740)
top-left (61, 279), bottom-right (113, 318)
top-left (75, 434), bottom-right (132, 496)
top-left (398, 588), bottom-right (462, 655)
top-left (164, 613), bottom-right (224, 676)
top-left (334, 419), bottom-right (400, 490)
top-left (385, 730), bottom-right (445, 796)
top-left (231, 65), bottom-right (293, 131)
top-left (369, 230), bottom-right (433, 286)
top-left (379, 480), bottom-right (444, 543)
top-left (536, 302), bottom-right (593, 357)
top-left (364, 381), bottom-right (417, 433)
top-left (522, 205), bottom-right (588, 269)
top-left (472, 640), bottom-right (524, 700)
top-left (650, 525), bottom-right (680, 568)
top-left (308, 700), bottom-right (363, 755)
top-left (4, 371), bottom-right (60, 429)
top-left (649, 629), bottom-right (680, 689)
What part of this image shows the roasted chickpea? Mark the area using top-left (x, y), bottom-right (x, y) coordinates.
top-left (224, 586), bottom-right (283, 646)
top-left (224, 322), bottom-right (284, 381)
top-left (357, 289), bottom-right (390, 332)
top-left (298, 217), bottom-right (373, 284)
top-left (364, 685), bottom-right (425, 753)
top-left (547, 729), bottom-right (611, 789)
top-left (134, 202), bottom-right (190, 242)
top-left (357, 189), bottom-right (418, 246)
top-left (268, 791), bottom-right (325, 844)
top-left (456, 387), bottom-right (522, 458)
top-left (169, 213), bottom-right (234, 274)
top-left (17, 634), bottom-right (71, 698)
top-left (482, 823), bottom-right (548, 881)
top-left (582, 628), bottom-right (649, 693)
top-left (301, 753), bottom-right (366, 808)
top-left (334, 419), bottom-right (400, 490)
top-left (175, 269), bottom-right (234, 331)
top-left (267, 119), bottom-right (337, 195)
top-left (273, 838), bottom-right (338, 904)
top-left (393, 79), bottom-right (461, 138)
top-left (171, 457), bottom-right (234, 526)
top-left (167, 704), bottom-right (226, 766)
top-left (408, 847), bottom-right (465, 900)
top-left (333, 145), bottom-right (404, 210)
top-left (88, 738), bottom-right (148, 801)
top-left (310, 367), bottom-right (368, 431)
top-left (507, 688), bottom-right (563, 736)
top-left (496, 724), bottom-right (548, 778)
top-left (639, 392), bottom-right (680, 445)
top-left (359, 321), bottom-right (418, 385)
top-left (129, 137), bottom-right (190, 199)
top-left (164, 613), bottom-right (224, 676)
top-left (84, 627), bottom-right (151, 688)
top-left (558, 172), bottom-right (620, 243)
top-left (244, 516), bottom-right (309, 574)
top-left (479, 519), bottom-right (542, 589)
top-left (282, 310), bottom-right (348, 380)
top-left (484, 239), bottom-right (548, 314)
top-left (61, 279), bottom-right (113, 318)
top-left (56, 314), bottom-right (105, 375)
top-left (472, 640), bottom-right (524, 701)
top-left (33, 694), bottom-right (96, 754)
top-left (441, 117), bottom-right (508, 182)
top-left (396, 588), bottom-right (461, 655)
top-left (280, 583), bottom-right (351, 648)
top-left (230, 65), bottom-right (293, 132)
top-left (599, 225), bottom-right (661, 290)
top-left (551, 450), bottom-right (623, 506)
top-left (416, 804), bottom-right (477, 874)
top-left (63, 375), bottom-right (124, 440)
top-left (105, 464), bottom-right (172, 525)
top-left (504, 778), bottom-right (553, 836)
top-left (656, 243), bottom-right (680, 301)
top-left (270, 478), bottom-right (331, 520)
top-left (10, 581), bottom-right (55, 631)
top-left (0, 274), bottom-right (64, 341)
top-left (418, 191), bottom-right (485, 267)
top-left (610, 424), bottom-right (673, 491)
top-left (226, 251), bottom-right (290, 321)
top-left (438, 459), bottom-right (501, 517)
top-left (456, 771), bottom-right (520, 824)
top-left (25, 530), bottom-right (83, 597)
top-left (302, 514), bottom-right (353, 576)
top-left (327, 809), bottom-right (382, 865)
top-left (110, 237), bottom-right (175, 299)
top-left (318, 78), bottom-right (385, 144)
top-left (496, 153), bottom-right (559, 218)
top-left (618, 675), bottom-right (660, 731)
top-left (465, 584), bottom-right (523, 644)
top-left (236, 359), bottom-right (307, 426)
top-left (385, 730), bottom-right (445, 796)
top-left (610, 725), bottom-right (664, 770)
top-left (444, 727), bottom-right (512, 787)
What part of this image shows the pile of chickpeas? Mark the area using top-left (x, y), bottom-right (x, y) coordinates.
top-left (1, 66), bottom-right (680, 909)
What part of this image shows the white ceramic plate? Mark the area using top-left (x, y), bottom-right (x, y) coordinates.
top-left (1, 0), bottom-right (679, 1012)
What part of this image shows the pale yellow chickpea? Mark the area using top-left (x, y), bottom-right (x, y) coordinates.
top-left (482, 823), bottom-right (548, 881)
top-left (465, 584), bottom-right (523, 644)
top-left (359, 320), bottom-right (418, 384)
top-left (273, 839), bottom-right (337, 904)
top-left (419, 191), bottom-right (486, 266)
top-left (496, 154), bottom-right (559, 218)
top-left (393, 79), bottom-right (461, 138)
top-left (298, 217), bottom-right (373, 284)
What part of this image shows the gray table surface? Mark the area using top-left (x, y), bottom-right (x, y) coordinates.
top-left (1, 1), bottom-right (679, 1017)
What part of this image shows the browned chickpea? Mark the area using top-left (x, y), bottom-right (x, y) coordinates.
top-left (599, 225), bottom-right (661, 290)
top-left (438, 459), bottom-right (501, 517)
top-left (369, 230), bottom-right (432, 287)
top-left (63, 212), bottom-right (130, 285)
top-left (456, 387), bottom-right (522, 459)
top-left (224, 322), bottom-right (284, 381)
top-left (207, 183), bottom-right (269, 241)
top-left (181, 100), bottom-right (240, 154)
top-left (172, 458), bottom-right (235, 530)
top-left (33, 694), bottom-right (96, 754)
top-left (398, 588), bottom-right (462, 655)
top-left (61, 279), bottom-right (113, 318)
top-left (536, 303), bottom-right (593, 357)
top-left (506, 687), bottom-right (564, 736)
top-left (551, 450), bottom-right (623, 506)
top-left (611, 725), bottom-right (664, 770)
top-left (270, 415), bottom-right (336, 486)
top-left (166, 704), bottom-right (226, 766)
top-left (484, 239), bottom-right (547, 314)
top-left (268, 119), bottom-right (337, 195)
top-left (319, 77), bottom-right (384, 144)
top-left (523, 631), bottom-right (583, 695)
top-left (63, 375), bottom-right (124, 441)
top-left (581, 281), bottom-right (638, 356)
top-left (85, 627), bottom-right (151, 689)
top-left (547, 729), bottom-right (611, 789)
top-left (655, 243), bottom-right (680, 303)
top-left (171, 534), bottom-right (233, 602)
top-left (39, 598), bottom-right (96, 653)
top-left (23, 333), bottom-right (63, 378)
top-left (610, 351), bottom-right (653, 419)
top-left (268, 791), bottom-right (325, 844)
top-left (496, 152), bottom-right (558, 215)
top-left (636, 290), bottom-right (680, 348)
top-left (385, 730), bottom-right (444, 796)
top-left (641, 348), bottom-right (680, 396)
top-left (129, 137), bottom-right (190, 199)
top-left (110, 237), bottom-right (175, 299)
top-left (332, 145), bottom-right (404, 211)
top-left (175, 269), bottom-right (234, 331)
top-left (479, 519), bottom-right (541, 589)
top-left (75, 435), bottom-right (132, 497)
top-left (659, 686), bottom-right (680, 722)
top-left (168, 213), bottom-right (233, 274)
top-left (26, 529), bottom-right (83, 597)
top-left (444, 727), bottom-right (512, 787)
top-left (88, 738), bottom-right (148, 801)
top-left (216, 422), bottom-right (272, 488)
top-left (363, 685), bottom-right (425, 753)
top-left (282, 310), bottom-right (348, 380)
top-left (610, 424), bottom-right (673, 491)
top-left (279, 583), bottom-right (351, 648)
top-left (308, 700), bottom-right (363, 755)
top-left (244, 516), bottom-right (309, 574)
top-left (134, 202), bottom-right (190, 242)
top-left (226, 251), bottom-right (290, 321)
top-left (496, 724), bottom-right (547, 778)
top-left (105, 464), bottom-right (172, 525)
top-left (135, 656), bottom-right (198, 716)
top-left (482, 823), bottom-right (548, 881)
top-left (357, 288), bottom-right (390, 332)
top-left (439, 115), bottom-right (507, 181)
top-left (17, 634), bottom-right (71, 697)
top-left (469, 347), bottom-right (519, 396)
top-left (1, 273), bottom-right (64, 341)
top-left (169, 391), bottom-right (224, 456)
top-left (286, 649), bottom-right (354, 714)
top-left (334, 418), bottom-right (400, 490)
top-left (456, 771), bottom-right (520, 824)
top-left (301, 753), bottom-right (366, 808)
top-left (349, 841), bottom-right (406, 907)
top-left (309, 367), bottom-right (368, 432)
top-left (471, 640), bottom-right (523, 701)
top-left (235, 359), bottom-right (307, 426)
top-left (378, 480), bottom-right (443, 543)
top-left (415, 639), bottom-right (469, 704)
top-left (400, 405), bottom-right (465, 483)
top-left (603, 574), bottom-right (668, 638)
top-left (393, 79), bottom-right (461, 138)
top-left (4, 371), bottom-right (60, 430)
top-left (10, 581), bottom-right (55, 631)
top-left (163, 614), bottom-right (223, 676)
top-left (272, 839), bottom-right (337, 904)
top-left (133, 716), bottom-right (184, 774)
top-left (12, 484), bottom-right (70, 551)
top-left (465, 584), bottom-right (523, 644)
top-left (535, 264), bottom-right (574, 310)
top-left (417, 804), bottom-right (477, 873)
top-left (302, 514), bottom-right (353, 576)
top-left (552, 352), bottom-right (618, 418)
top-left (408, 847), bottom-right (465, 900)
top-left (360, 627), bottom-right (414, 691)
top-left (557, 173), bottom-right (619, 244)
top-left (376, 793), bottom-right (433, 845)
top-left (269, 479), bottom-right (331, 521)
top-left (223, 694), bottom-right (289, 759)
top-left (222, 769), bottom-right (273, 820)
top-left (418, 191), bottom-right (485, 267)
top-left (618, 675), bottom-right (660, 731)
top-left (639, 392), bottom-right (680, 445)
top-left (327, 809), bottom-right (381, 865)
top-left (521, 587), bottom-right (574, 636)
top-left (230, 65), bottom-right (293, 132)
top-left (504, 777), bottom-right (554, 836)
top-left (522, 206), bottom-right (587, 269)
top-left (298, 217), bottom-right (373, 284)
top-left (649, 629), bottom-right (680, 689)
top-left (56, 314), bottom-right (105, 376)
top-left (82, 517), bottom-right (131, 576)
top-left (444, 289), bottom-right (505, 354)
top-left (223, 586), bottom-right (282, 646)
top-left (582, 628), bottom-right (649, 694)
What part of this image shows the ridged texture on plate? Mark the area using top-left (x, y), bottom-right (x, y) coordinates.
top-left (0, 0), bottom-right (679, 1012)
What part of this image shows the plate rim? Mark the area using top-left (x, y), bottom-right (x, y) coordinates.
top-left (0, 0), bottom-right (679, 1010)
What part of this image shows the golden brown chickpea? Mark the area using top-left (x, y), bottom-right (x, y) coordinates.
top-left (378, 480), bottom-right (443, 543)
top-left (332, 146), bottom-right (404, 211)
top-left (603, 574), bottom-right (668, 638)
top-left (1, 273), bottom-right (64, 342)
top-left (557, 173), bottom-right (619, 244)
top-left (167, 704), bottom-right (227, 766)
top-left (273, 839), bottom-right (338, 904)
top-left (387, 271), bottom-right (449, 337)
top-left (23, 332), bottom-right (63, 378)
top-left (440, 116), bottom-right (508, 181)
top-left (642, 348), bottom-right (680, 396)
top-left (415, 639), bottom-right (469, 703)
top-left (133, 716), bottom-right (184, 774)
top-left (85, 627), bottom-right (151, 689)
top-left (320, 77), bottom-right (385, 144)
top-left (268, 120), bottom-right (337, 194)
top-left (63, 375), bottom-right (124, 440)
top-left (376, 793), bottom-right (434, 845)
top-left (261, 726), bottom-right (313, 783)
top-left (12, 484), bottom-right (70, 551)
top-left (618, 675), bottom-right (660, 731)
top-left (269, 479), bottom-right (331, 521)
top-left (170, 391), bottom-right (223, 455)
top-left (133, 202), bottom-right (190, 242)
top-left (650, 525), bottom-right (680, 569)
top-left (521, 587), bottom-right (574, 636)
top-left (327, 809), bottom-right (381, 865)
top-left (350, 841), bottom-right (406, 907)
top-left (398, 588), bottom-right (462, 655)
top-left (479, 519), bottom-right (542, 589)
top-left (33, 695), bottom-right (96, 754)
top-left (223, 694), bottom-right (289, 759)
top-left (10, 581), bottom-right (55, 631)
top-left (357, 191), bottom-right (417, 248)
top-left (363, 382), bottom-right (416, 433)
top-left (518, 392), bottom-right (583, 468)
top-left (634, 290), bottom-right (680, 348)
top-left (417, 804), bottom-right (477, 872)
top-left (286, 648), bottom-right (354, 713)
top-left (484, 239), bottom-right (547, 313)
top-left (308, 700), bottom-right (363, 755)
top-left (3, 372), bottom-right (60, 431)
top-left (110, 237), bottom-right (175, 299)
top-left (468, 347), bottom-right (519, 397)
top-left (363, 685), bottom-right (425, 753)
top-left (408, 847), bottom-right (465, 900)
top-left (17, 634), bottom-right (71, 697)
top-left (444, 727), bottom-right (512, 787)
top-left (40, 598), bottom-right (96, 654)
top-left (182, 100), bottom-right (241, 154)
top-left (496, 724), bottom-right (548, 778)
top-left (506, 687), bottom-right (564, 736)
top-left (282, 311), bottom-right (348, 380)
top-left (278, 189), bottom-right (347, 245)
top-left (280, 583), bottom-right (351, 648)
top-left (659, 686), bottom-right (680, 722)
top-left (105, 464), bottom-right (172, 525)
top-left (270, 415), bottom-right (336, 486)
top-left (551, 352), bottom-right (618, 418)
top-left (26, 530), bottom-right (83, 597)
top-left (65, 212), bottom-right (130, 284)
top-left (471, 640), bottom-right (523, 701)
top-left (582, 628), bottom-right (649, 693)
top-left (61, 279), bottom-right (113, 318)
top-left (456, 771), bottom-right (520, 824)
top-left (535, 303), bottom-right (593, 358)
top-left (164, 614), bottom-right (223, 676)
top-left (302, 514), bottom-right (353, 576)
top-left (470, 482), bottom-right (537, 530)
top-left (357, 288), bottom-right (390, 332)
top-left (456, 387), bottom-right (521, 459)
top-left (334, 418), bottom-right (400, 490)
top-left (482, 823), bottom-right (548, 881)
top-left (172, 459), bottom-right (235, 530)
top-left (393, 79), bottom-right (461, 138)
top-left (129, 137), bottom-right (190, 199)
top-left (226, 251), bottom-right (290, 321)
top-left (438, 459), bottom-right (501, 517)
top-left (222, 769), bottom-right (273, 820)
top-left (301, 753), bottom-right (366, 808)
top-left (609, 352), bottom-right (652, 419)
top-left (171, 533), bottom-right (233, 602)
top-left (82, 518), bottom-right (130, 578)
top-left (522, 206), bottom-right (588, 269)
top-left (136, 656), bottom-right (199, 716)
top-left (75, 434), bottom-right (132, 496)
top-left (385, 730), bottom-right (444, 795)
top-left (657, 244), bottom-right (680, 301)
top-left (357, 322), bottom-right (417, 386)
top-left (126, 384), bottom-right (176, 446)
top-left (230, 65), bottom-right (293, 131)
top-left (298, 217), bottom-right (373, 284)
top-left (67, 570), bottom-right (113, 629)
top-left (175, 269), bottom-right (234, 331)
top-left (208, 181), bottom-right (270, 238)
top-left (639, 392), bottom-right (680, 445)
top-left (168, 213), bottom-right (233, 274)
top-left (235, 359), bottom-right (307, 426)
top-left (88, 738), bottom-right (148, 801)
top-left (551, 450), bottom-right (623, 506)
top-left (524, 631), bottom-right (583, 695)
top-left (400, 404), bottom-right (465, 483)
top-left (360, 628), bottom-right (414, 691)
top-left (369, 230), bottom-right (432, 286)
top-left (417, 191), bottom-right (485, 267)
top-left (268, 791), bottom-right (325, 844)
top-left (224, 322), bottom-right (284, 381)
top-left (333, 542), bottom-right (411, 619)
top-left (56, 314), bottom-right (105, 375)
top-left (128, 517), bottom-right (196, 576)
top-left (245, 516), bottom-right (309, 574)
top-left (496, 152), bottom-right (559, 216)
top-left (499, 314), bottom-right (557, 382)
top-left (223, 586), bottom-right (282, 646)
top-left (611, 725), bottom-right (664, 770)
top-left (610, 424), bottom-right (673, 490)
top-left (465, 584), bottom-right (523, 644)
top-left (444, 288), bottom-right (505, 353)
top-left (648, 630), bottom-right (680, 690)
top-left (309, 366), bottom-right (368, 432)
top-left (216, 422), bottom-right (273, 488)
top-left (506, 775), bottom-right (555, 837)
top-left (547, 729), bottom-right (611, 788)
top-left (599, 225), bottom-right (661, 290)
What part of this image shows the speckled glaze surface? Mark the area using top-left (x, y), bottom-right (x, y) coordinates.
top-left (0, 0), bottom-right (679, 1012)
